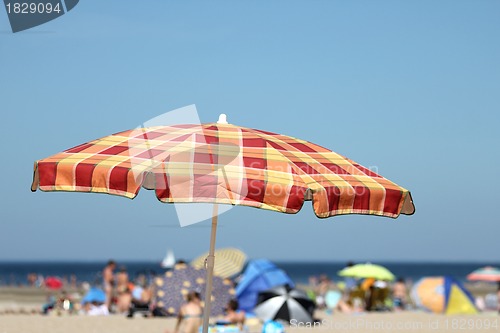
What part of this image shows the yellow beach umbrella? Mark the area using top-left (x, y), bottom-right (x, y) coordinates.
top-left (338, 263), bottom-right (395, 281)
top-left (191, 248), bottom-right (246, 279)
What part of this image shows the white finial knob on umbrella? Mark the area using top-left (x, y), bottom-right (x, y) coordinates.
top-left (217, 114), bottom-right (228, 124)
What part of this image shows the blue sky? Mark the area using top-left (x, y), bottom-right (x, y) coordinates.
top-left (0, 1), bottom-right (499, 262)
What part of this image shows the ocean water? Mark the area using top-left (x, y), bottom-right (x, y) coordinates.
top-left (0, 261), bottom-right (497, 286)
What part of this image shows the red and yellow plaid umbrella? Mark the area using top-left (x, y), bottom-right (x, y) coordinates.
top-left (31, 115), bottom-right (414, 332)
top-left (31, 118), bottom-right (414, 218)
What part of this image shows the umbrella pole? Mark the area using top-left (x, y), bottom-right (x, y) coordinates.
top-left (202, 204), bottom-right (218, 333)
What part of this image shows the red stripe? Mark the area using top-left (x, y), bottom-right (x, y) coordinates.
top-left (38, 162), bottom-right (57, 187)
top-left (322, 163), bottom-right (350, 175)
top-left (245, 128), bottom-right (278, 136)
top-left (267, 141), bottom-right (286, 152)
top-left (205, 125), bottom-right (218, 131)
top-left (154, 156), bottom-right (171, 199)
top-left (293, 161), bottom-right (319, 174)
top-left (194, 152), bottom-right (214, 164)
top-left (325, 186), bottom-right (341, 212)
top-left (155, 172), bottom-right (170, 199)
top-left (354, 164), bottom-right (381, 178)
top-left (65, 143), bottom-right (92, 153)
top-left (285, 185), bottom-right (306, 211)
top-left (108, 166), bottom-right (129, 192)
top-left (201, 133), bottom-right (218, 145)
top-left (243, 157), bottom-right (266, 169)
top-left (352, 186), bottom-right (370, 211)
top-left (383, 189), bottom-right (403, 215)
top-left (242, 137), bottom-right (266, 148)
top-left (99, 146), bottom-right (129, 155)
top-left (288, 142), bottom-right (317, 153)
top-left (75, 163), bottom-right (97, 188)
top-left (244, 179), bottom-right (266, 203)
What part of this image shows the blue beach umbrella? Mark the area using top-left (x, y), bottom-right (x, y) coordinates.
top-left (82, 288), bottom-right (106, 304)
top-left (236, 259), bottom-right (294, 312)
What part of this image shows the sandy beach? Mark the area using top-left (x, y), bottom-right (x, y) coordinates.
top-left (0, 286), bottom-right (498, 333)
top-left (0, 311), bottom-right (499, 333)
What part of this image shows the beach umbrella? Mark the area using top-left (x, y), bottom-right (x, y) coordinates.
top-left (338, 263), bottom-right (395, 281)
top-left (254, 285), bottom-right (315, 323)
top-left (82, 288), bottom-right (106, 304)
top-left (411, 277), bottom-right (477, 314)
top-left (31, 114), bottom-right (415, 333)
top-left (191, 248), bottom-right (247, 279)
top-left (467, 266), bottom-right (500, 282)
top-left (153, 263), bottom-right (235, 316)
top-left (236, 259), bottom-right (295, 312)
top-left (44, 276), bottom-right (63, 290)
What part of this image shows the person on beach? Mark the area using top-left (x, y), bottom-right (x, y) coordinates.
top-left (223, 299), bottom-right (245, 330)
top-left (116, 287), bottom-right (132, 314)
top-left (315, 274), bottom-right (333, 309)
top-left (392, 277), bottom-right (408, 311)
top-left (116, 266), bottom-right (129, 293)
top-left (102, 260), bottom-right (116, 311)
top-left (170, 291), bottom-right (203, 333)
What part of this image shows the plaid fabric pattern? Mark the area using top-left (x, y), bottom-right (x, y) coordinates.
top-left (31, 123), bottom-right (414, 218)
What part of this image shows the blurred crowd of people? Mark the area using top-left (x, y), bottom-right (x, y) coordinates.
top-left (308, 262), bottom-right (410, 314)
top-left (39, 260), bottom-right (157, 317)
top-left (12, 259), bottom-right (500, 320)
top-left (100, 260), bottom-right (154, 315)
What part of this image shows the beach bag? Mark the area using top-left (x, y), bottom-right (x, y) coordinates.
top-left (262, 320), bottom-right (285, 333)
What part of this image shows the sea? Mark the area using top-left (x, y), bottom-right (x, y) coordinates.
top-left (0, 261), bottom-right (497, 287)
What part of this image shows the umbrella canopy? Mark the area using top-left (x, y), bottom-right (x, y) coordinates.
top-left (338, 263), bottom-right (395, 281)
top-left (254, 285), bottom-right (315, 323)
top-left (82, 288), bottom-right (106, 304)
top-left (31, 114), bottom-right (414, 333)
top-left (31, 117), bottom-right (414, 219)
top-left (153, 263), bottom-right (235, 316)
top-left (191, 248), bottom-right (247, 279)
top-left (236, 259), bottom-right (295, 312)
top-left (411, 277), bottom-right (477, 314)
top-left (467, 266), bottom-right (500, 282)
top-left (45, 276), bottom-right (63, 290)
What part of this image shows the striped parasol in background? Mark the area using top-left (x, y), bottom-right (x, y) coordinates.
top-left (467, 266), bottom-right (500, 282)
top-left (191, 248), bottom-right (246, 279)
